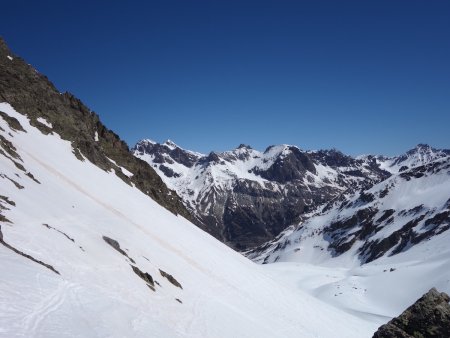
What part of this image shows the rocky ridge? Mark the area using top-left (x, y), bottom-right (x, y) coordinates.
top-left (0, 37), bottom-right (193, 221)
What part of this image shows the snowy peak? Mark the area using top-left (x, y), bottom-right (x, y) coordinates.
top-left (377, 144), bottom-right (450, 174)
top-left (236, 143), bottom-right (252, 150)
top-left (133, 139), bottom-right (391, 249)
top-left (254, 145), bottom-right (316, 183)
top-left (133, 139), bottom-right (202, 170)
top-left (163, 139), bottom-right (179, 150)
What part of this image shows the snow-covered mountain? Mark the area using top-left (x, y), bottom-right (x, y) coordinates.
top-left (132, 136), bottom-right (450, 326)
top-left (2, 37), bottom-right (450, 337)
top-left (0, 101), bottom-right (383, 338)
top-left (248, 156), bottom-right (450, 264)
top-left (133, 140), bottom-right (390, 249)
top-left (366, 143), bottom-right (450, 174)
top-left (244, 154), bottom-right (450, 321)
top-left (0, 39), bottom-right (383, 337)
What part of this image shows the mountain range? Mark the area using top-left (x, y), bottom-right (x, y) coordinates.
top-left (133, 138), bottom-right (449, 251)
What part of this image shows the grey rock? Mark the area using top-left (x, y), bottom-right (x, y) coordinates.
top-left (373, 288), bottom-right (450, 338)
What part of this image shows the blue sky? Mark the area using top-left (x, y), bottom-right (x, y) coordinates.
top-left (2, 1), bottom-right (450, 156)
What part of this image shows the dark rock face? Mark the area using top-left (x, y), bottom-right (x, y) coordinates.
top-left (223, 180), bottom-right (329, 250)
top-left (326, 207), bottom-right (379, 256)
top-left (255, 146), bottom-right (317, 183)
top-left (0, 37), bottom-right (193, 222)
top-left (373, 288), bottom-right (450, 338)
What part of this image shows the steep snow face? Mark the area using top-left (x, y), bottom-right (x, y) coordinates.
top-left (0, 103), bottom-right (378, 337)
top-left (133, 141), bottom-right (389, 249)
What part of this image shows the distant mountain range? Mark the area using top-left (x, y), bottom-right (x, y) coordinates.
top-left (247, 153), bottom-right (450, 264)
top-left (133, 139), bottom-right (449, 250)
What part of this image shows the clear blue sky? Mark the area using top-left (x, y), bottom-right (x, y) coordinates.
top-left (2, 0), bottom-right (449, 156)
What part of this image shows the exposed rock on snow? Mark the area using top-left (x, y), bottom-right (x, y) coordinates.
top-left (159, 269), bottom-right (183, 289)
top-left (131, 265), bottom-right (157, 291)
top-left (0, 225), bottom-right (60, 274)
top-left (103, 235), bottom-right (135, 263)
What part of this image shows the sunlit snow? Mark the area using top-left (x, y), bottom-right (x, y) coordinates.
top-left (0, 102), bottom-right (379, 337)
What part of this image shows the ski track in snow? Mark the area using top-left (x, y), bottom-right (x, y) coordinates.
top-left (21, 281), bottom-right (73, 336)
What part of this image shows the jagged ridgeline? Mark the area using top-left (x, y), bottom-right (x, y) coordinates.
top-left (0, 38), bottom-right (193, 221)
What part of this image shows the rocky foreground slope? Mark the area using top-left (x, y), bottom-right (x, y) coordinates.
top-left (0, 37), bottom-right (192, 222)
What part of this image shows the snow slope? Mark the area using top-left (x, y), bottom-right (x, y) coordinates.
top-left (0, 102), bottom-right (378, 337)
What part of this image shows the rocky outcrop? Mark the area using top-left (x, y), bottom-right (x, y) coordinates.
top-left (0, 37), bottom-right (194, 222)
top-left (373, 288), bottom-right (450, 338)
top-left (159, 269), bottom-right (183, 289)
